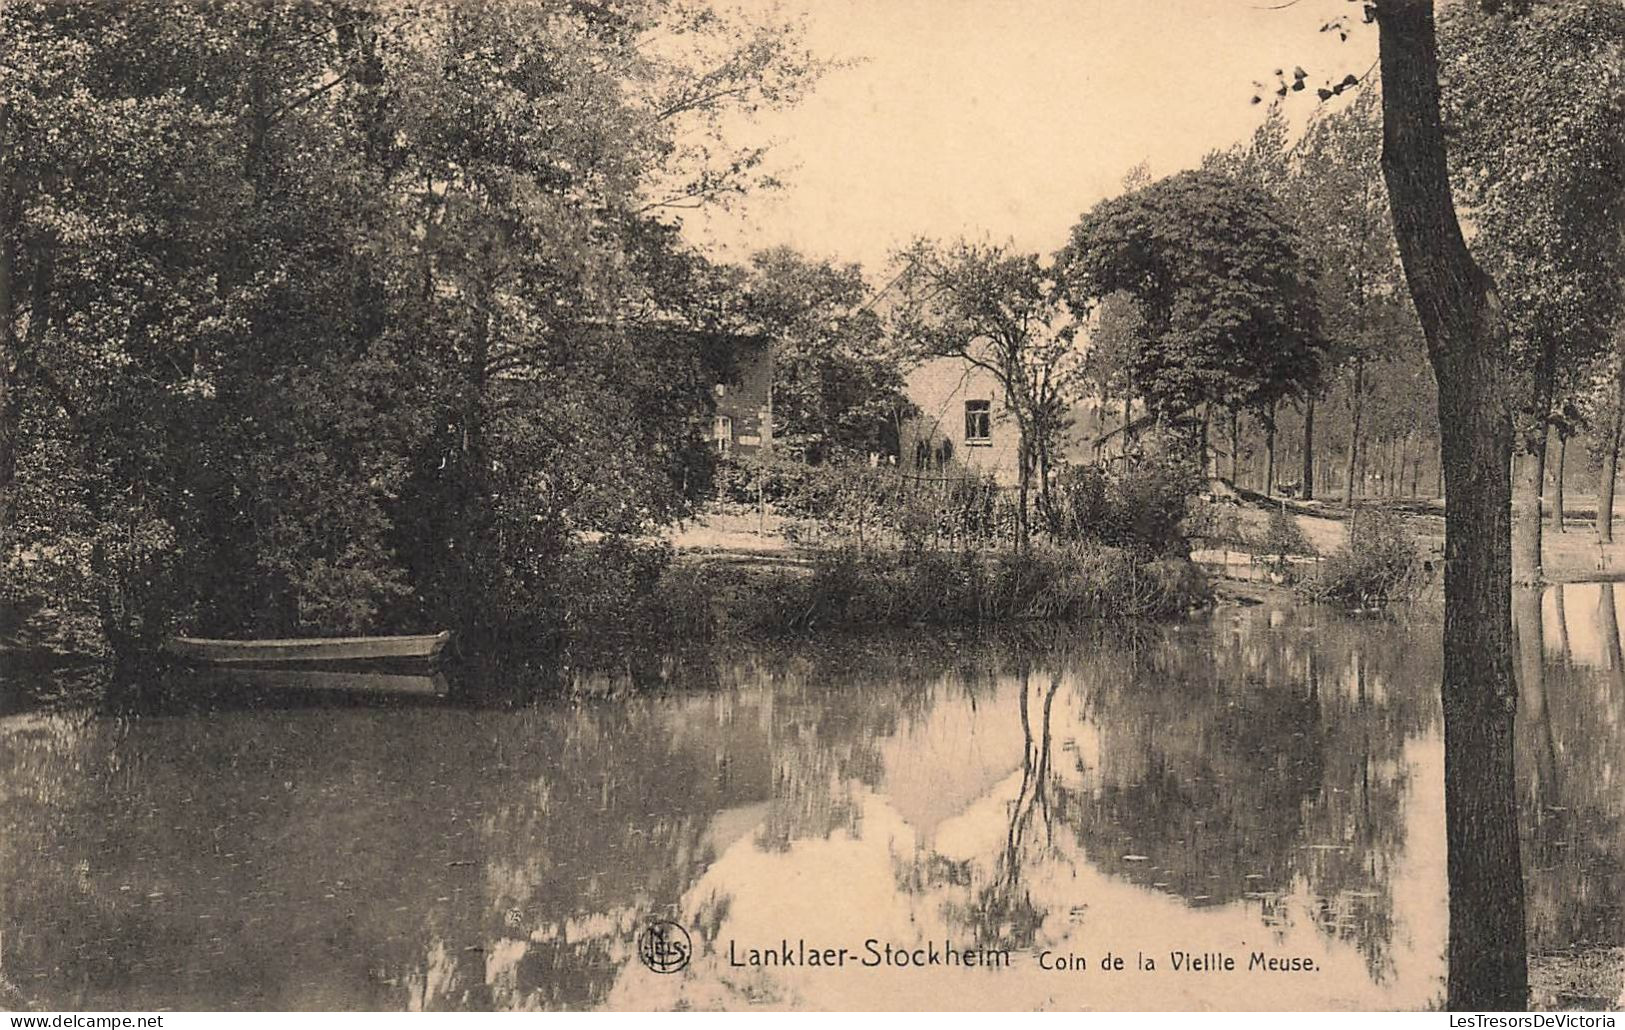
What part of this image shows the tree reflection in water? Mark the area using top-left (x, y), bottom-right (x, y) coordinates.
top-left (1, 604), bottom-right (1620, 1010)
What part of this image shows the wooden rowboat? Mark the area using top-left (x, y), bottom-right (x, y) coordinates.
top-left (164, 631), bottom-right (452, 666)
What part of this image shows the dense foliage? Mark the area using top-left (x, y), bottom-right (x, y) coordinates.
top-left (736, 248), bottom-right (912, 462)
top-left (0, 0), bottom-right (823, 654)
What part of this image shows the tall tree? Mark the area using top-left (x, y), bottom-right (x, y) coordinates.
top-left (1440, 0), bottom-right (1625, 582)
top-left (1369, 0), bottom-right (1525, 1007)
top-left (1056, 168), bottom-right (1328, 480)
top-left (1290, 91), bottom-right (1415, 508)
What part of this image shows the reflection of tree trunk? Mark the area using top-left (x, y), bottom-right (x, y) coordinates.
top-left (1376, 1), bottom-right (1526, 1008)
top-left (1601, 586), bottom-right (1625, 696)
top-left (1346, 358), bottom-right (1365, 507)
top-left (1513, 587), bottom-right (1559, 810)
top-left (997, 669), bottom-right (1060, 904)
top-left (1301, 396), bottom-right (1316, 500)
top-left (1552, 584), bottom-right (1570, 666)
top-left (1551, 431), bottom-right (1566, 533)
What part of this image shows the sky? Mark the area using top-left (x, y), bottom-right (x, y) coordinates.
top-left (687, 0), bottom-right (1378, 273)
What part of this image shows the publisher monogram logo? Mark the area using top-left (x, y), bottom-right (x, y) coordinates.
top-left (637, 920), bottom-right (692, 974)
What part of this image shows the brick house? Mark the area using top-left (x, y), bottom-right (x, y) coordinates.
top-left (707, 336), bottom-right (773, 457)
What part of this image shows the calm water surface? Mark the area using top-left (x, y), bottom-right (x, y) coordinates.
top-left (2, 588), bottom-right (1621, 1011)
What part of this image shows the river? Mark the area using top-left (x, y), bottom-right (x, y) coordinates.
top-left (1, 587), bottom-right (1620, 1011)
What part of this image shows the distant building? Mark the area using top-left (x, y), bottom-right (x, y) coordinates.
top-left (900, 355), bottom-right (1116, 487)
top-left (707, 337), bottom-right (773, 457)
top-left (900, 357), bottom-right (1021, 485)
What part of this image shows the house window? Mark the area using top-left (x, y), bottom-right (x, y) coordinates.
top-left (713, 415), bottom-right (733, 456)
top-left (964, 400), bottom-right (992, 445)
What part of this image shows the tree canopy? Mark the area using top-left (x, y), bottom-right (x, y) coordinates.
top-left (1056, 169), bottom-right (1328, 426)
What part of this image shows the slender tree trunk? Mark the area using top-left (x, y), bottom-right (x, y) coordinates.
top-left (1552, 431), bottom-right (1566, 533)
top-left (1122, 397), bottom-right (1132, 457)
top-left (1228, 407), bottom-right (1240, 485)
top-left (1398, 439), bottom-right (1408, 497)
top-left (1345, 359), bottom-right (1365, 507)
top-left (0, 183), bottom-right (16, 555)
top-left (1512, 428), bottom-right (1546, 586)
top-left (1301, 396), bottom-right (1316, 499)
top-left (0, 108), bottom-right (18, 556)
top-left (1265, 402), bottom-right (1277, 497)
top-left (1199, 406), bottom-right (1212, 478)
top-left (1600, 375), bottom-right (1624, 544)
top-left (1016, 431), bottom-right (1031, 553)
top-left (1377, 0), bottom-right (1527, 1009)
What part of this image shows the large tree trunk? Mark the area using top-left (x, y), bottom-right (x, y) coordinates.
top-left (1376, 0), bottom-right (1528, 1009)
top-left (1512, 428), bottom-right (1546, 586)
top-left (1345, 358), bottom-right (1365, 507)
top-left (1301, 395), bottom-right (1316, 499)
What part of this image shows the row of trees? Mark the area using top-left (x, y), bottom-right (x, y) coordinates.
top-left (872, 0), bottom-right (1625, 1007)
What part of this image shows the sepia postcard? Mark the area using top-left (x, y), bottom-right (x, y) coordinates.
top-left (2, 0), bottom-right (1623, 1018)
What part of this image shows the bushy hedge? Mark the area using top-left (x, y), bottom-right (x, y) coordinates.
top-left (1296, 509), bottom-right (1424, 607)
top-left (1047, 453), bottom-right (1202, 557)
top-left (716, 454), bottom-right (1017, 550)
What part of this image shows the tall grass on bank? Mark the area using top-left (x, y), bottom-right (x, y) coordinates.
top-left (656, 544), bottom-right (1211, 641)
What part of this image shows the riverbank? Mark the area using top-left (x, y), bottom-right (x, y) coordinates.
top-left (648, 542), bottom-right (1211, 643)
top-left (1531, 948), bottom-right (1625, 1010)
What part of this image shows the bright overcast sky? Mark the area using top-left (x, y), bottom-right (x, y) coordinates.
top-left (687, 0), bottom-right (1377, 272)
